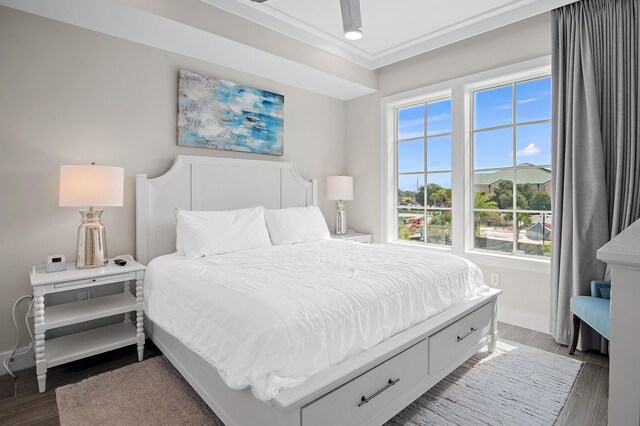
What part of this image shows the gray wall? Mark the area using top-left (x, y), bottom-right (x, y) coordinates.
top-left (346, 13), bottom-right (553, 331)
top-left (0, 7), bottom-right (347, 353)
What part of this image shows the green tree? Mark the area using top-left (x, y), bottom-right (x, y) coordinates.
top-left (497, 193), bottom-right (513, 209)
top-left (475, 191), bottom-right (498, 210)
top-left (429, 188), bottom-right (451, 207)
top-left (516, 183), bottom-right (535, 210)
top-left (415, 184), bottom-right (452, 207)
top-left (416, 185), bottom-right (425, 206)
top-left (516, 194), bottom-right (530, 210)
top-left (426, 183), bottom-right (443, 193)
top-left (474, 192), bottom-right (498, 237)
top-left (490, 181), bottom-right (513, 209)
top-left (516, 183), bottom-right (534, 204)
top-left (530, 192), bottom-right (551, 210)
top-left (490, 181), bottom-right (534, 210)
top-left (517, 213), bottom-right (533, 230)
top-left (415, 183), bottom-right (452, 207)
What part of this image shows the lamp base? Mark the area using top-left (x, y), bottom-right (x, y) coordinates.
top-left (76, 209), bottom-right (108, 268)
top-left (335, 201), bottom-right (347, 235)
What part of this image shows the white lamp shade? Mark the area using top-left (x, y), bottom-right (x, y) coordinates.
top-left (59, 165), bottom-right (124, 207)
top-left (327, 176), bottom-right (354, 201)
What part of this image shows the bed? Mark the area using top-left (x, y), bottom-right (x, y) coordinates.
top-left (136, 155), bottom-right (501, 426)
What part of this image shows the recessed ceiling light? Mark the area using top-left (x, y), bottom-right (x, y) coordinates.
top-left (344, 29), bottom-right (363, 40)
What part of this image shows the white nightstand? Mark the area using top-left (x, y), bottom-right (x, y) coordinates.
top-left (29, 254), bottom-right (145, 393)
top-left (331, 231), bottom-right (372, 244)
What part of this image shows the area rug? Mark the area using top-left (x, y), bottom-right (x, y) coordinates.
top-left (56, 340), bottom-right (582, 426)
top-left (384, 340), bottom-right (583, 425)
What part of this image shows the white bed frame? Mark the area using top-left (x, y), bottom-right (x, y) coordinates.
top-left (136, 155), bottom-right (501, 426)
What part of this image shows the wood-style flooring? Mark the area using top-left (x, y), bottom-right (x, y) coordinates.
top-left (0, 323), bottom-right (608, 425)
top-left (0, 342), bottom-right (162, 426)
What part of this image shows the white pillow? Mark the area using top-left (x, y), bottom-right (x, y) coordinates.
top-left (176, 206), bottom-right (272, 257)
top-left (265, 206), bottom-right (331, 245)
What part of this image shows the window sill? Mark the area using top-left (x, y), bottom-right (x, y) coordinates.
top-left (388, 241), bottom-right (452, 251)
top-left (464, 250), bottom-right (550, 274)
top-left (384, 241), bottom-right (550, 274)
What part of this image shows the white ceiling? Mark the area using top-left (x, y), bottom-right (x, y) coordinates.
top-left (202, 0), bottom-right (578, 69)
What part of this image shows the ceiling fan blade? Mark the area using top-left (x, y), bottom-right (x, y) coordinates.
top-left (339, 0), bottom-right (362, 32)
top-left (250, 0), bottom-right (268, 3)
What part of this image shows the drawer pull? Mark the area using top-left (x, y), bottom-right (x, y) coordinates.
top-left (358, 378), bottom-right (400, 407)
top-left (457, 327), bottom-right (478, 342)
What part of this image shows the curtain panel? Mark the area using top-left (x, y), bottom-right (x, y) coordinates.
top-left (551, 0), bottom-right (639, 350)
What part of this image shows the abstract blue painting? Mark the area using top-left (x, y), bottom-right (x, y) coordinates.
top-left (178, 69), bottom-right (284, 155)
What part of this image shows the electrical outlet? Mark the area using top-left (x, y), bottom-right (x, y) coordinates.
top-left (77, 291), bottom-right (90, 301)
top-left (490, 273), bottom-right (500, 287)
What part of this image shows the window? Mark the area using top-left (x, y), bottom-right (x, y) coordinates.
top-left (395, 97), bottom-right (452, 247)
top-left (384, 58), bottom-right (552, 264)
top-left (472, 76), bottom-right (552, 257)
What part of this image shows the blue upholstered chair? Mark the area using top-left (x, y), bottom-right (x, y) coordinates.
top-left (569, 280), bottom-right (611, 354)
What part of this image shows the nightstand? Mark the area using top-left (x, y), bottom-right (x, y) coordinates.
top-left (29, 254), bottom-right (145, 393)
top-left (331, 230), bottom-right (372, 244)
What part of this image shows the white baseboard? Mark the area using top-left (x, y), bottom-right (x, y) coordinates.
top-left (498, 306), bottom-right (550, 334)
top-left (0, 346), bottom-right (34, 376)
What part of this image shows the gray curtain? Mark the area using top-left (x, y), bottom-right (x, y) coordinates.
top-left (551, 0), bottom-right (640, 351)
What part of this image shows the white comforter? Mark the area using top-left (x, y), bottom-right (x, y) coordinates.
top-left (144, 240), bottom-right (486, 401)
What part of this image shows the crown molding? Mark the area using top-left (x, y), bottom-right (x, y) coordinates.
top-left (203, 0), bottom-right (578, 70)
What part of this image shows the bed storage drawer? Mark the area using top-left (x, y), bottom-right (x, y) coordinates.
top-left (428, 302), bottom-right (492, 374)
top-left (301, 338), bottom-right (428, 426)
top-left (53, 273), bottom-right (131, 289)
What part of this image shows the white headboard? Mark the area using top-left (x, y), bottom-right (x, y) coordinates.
top-left (136, 155), bottom-right (317, 264)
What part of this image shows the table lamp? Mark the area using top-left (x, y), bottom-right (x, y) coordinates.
top-left (327, 176), bottom-right (353, 235)
top-left (59, 163), bottom-right (124, 268)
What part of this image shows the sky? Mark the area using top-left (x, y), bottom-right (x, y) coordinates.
top-left (397, 77), bottom-right (551, 193)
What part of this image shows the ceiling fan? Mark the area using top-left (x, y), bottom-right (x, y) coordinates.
top-left (250, 0), bottom-right (363, 40)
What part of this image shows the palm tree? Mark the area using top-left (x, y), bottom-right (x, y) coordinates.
top-left (474, 192), bottom-right (498, 210)
top-left (474, 192), bottom-right (498, 237)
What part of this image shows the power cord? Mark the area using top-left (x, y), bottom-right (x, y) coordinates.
top-left (2, 295), bottom-right (35, 378)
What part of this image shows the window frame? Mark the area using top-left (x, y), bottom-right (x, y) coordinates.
top-left (381, 56), bottom-right (552, 272)
top-left (467, 73), bottom-right (552, 259)
top-left (469, 74), bottom-right (552, 258)
top-left (394, 93), bottom-right (454, 248)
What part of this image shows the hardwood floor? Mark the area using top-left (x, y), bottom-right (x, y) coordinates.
top-left (0, 342), bottom-right (162, 426)
top-left (0, 324), bottom-right (608, 425)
